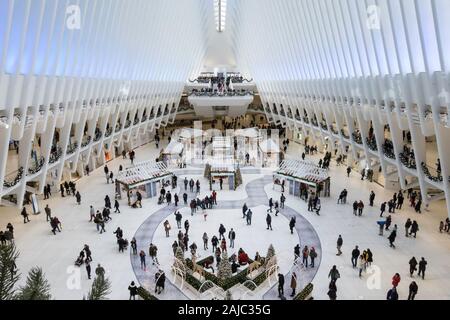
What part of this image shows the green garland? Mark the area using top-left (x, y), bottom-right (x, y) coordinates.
top-left (136, 286), bottom-right (159, 300)
top-left (293, 283), bottom-right (314, 300)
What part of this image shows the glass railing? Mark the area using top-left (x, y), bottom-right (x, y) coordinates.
top-left (421, 162), bottom-right (443, 183)
top-left (382, 140), bottom-right (396, 159)
top-left (81, 136), bottom-right (92, 147)
top-left (49, 147), bottom-right (62, 164)
top-left (341, 129), bottom-right (350, 139)
top-left (28, 157), bottom-right (45, 175)
top-left (124, 120), bottom-right (131, 129)
top-left (366, 136), bottom-right (378, 151)
top-left (352, 132), bottom-right (362, 144)
top-left (67, 142), bottom-right (78, 154)
top-left (3, 167), bottom-right (24, 189)
top-left (399, 152), bottom-right (416, 169)
top-left (105, 127), bottom-right (113, 137)
top-left (94, 130), bottom-right (103, 142)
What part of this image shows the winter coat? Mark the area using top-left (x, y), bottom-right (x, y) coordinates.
top-left (290, 276), bottom-right (297, 289)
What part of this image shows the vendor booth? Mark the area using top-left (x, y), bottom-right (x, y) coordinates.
top-left (274, 159), bottom-right (330, 199)
top-left (212, 136), bottom-right (233, 159)
top-left (179, 128), bottom-right (204, 162)
top-left (162, 140), bottom-right (184, 167)
top-left (115, 161), bottom-right (174, 203)
top-left (206, 163), bottom-right (242, 191)
top-left (234, 127), bottom-right (260, 165)
top-left (259, 138), bottom-right (281, 168)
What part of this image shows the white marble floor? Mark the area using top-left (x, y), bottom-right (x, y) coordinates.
top-left (0, 140), bottom-right (449, 300)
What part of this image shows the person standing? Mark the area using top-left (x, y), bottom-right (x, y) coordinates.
top-left (89, 206), bottom-right (95, 222)
top-left (139, 250), bottom-right (146, 270)
top-left (242, 203), bottom-right (248, 218)
top-left (267, 198), bottom-right (273, 213)
top-left (405, 218), bottom-right (412, 237)
top-left (302, 246), bottom-right (309, 267)
top-left (352, 201), bottom-right (358, 216)
top-left (44, 205), bottom-right (52, 222)
top-left (246, 209), bottom-right (252, 225)
top-left (336, 235), bottom-right (343, 256)
top-left (369, 191), bottom-right (375, 207)
top-left (95, 264), bottom-right (105, 280)
top-left (174, 194), bottom-right (179, 207)
top-left (266, 213), bottom-right (273, 231)
top-left (409, 257), bottom-right (418, 277)
top-left (211, 235), bottom-right (219, 253)
top-left (104, 165), bottom-right (109, 183)
top-left (277, 273), bottom-right (285, 298)
top-left (418, 257), bottom-right (427, 279)
top-left (183, 193), bottom-right (188, 205)
top-left (408, 281), bottom-right (418, 300)
top-left (328, 280), bottom-right (337, 300)
top-left (346, 166), bottom-right (351, 177)
top-left (218, 224), bottom-right (226, 240)
top-left (392, 273), bottom-right (401, 288)
top-left (184, 177), bottom-right (188, 191)
top-left (385, 215), bottom-right (392, 231)
top-left (163, 220), bottom-right (171, 237)
top-left (351, 246), bottom-right (360, 268)
top-left (380, 202), bottom-right (386, 217)
top-left (175, 211), bottom-right (182, 229)
top-left (85, 259), bottom-right (92, 280)
top-left (128, 281), bottom-right (137, 300)
top-left (358, 201), bottom-right (364, 216)
top-left (309, 247), bottom-right (317, 268)
top-left (202, 232), bottom-right (209, 250)
top-left (75, 191), bottom-right (81, 205)
top-left (228, 228), bottom-right (236, 248)
top-left (131, 238), bottom-right (137, 255)
top-left (280, 194), bottom-right (286, 209)
top-left (290, 273), bottom-right (297, 297)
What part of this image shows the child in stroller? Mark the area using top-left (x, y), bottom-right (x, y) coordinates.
top-left (75, 250), bottom-right (85, 266)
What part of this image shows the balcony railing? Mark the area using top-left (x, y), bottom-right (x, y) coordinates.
top-left (94, 130), bottom-right (103, 142)
top-left (421, 162), bottom-right (443, 183)
top-left (49, 147), bottom-right (62, 164)
top-left (366, 136), bottom-right (378, 151)
top-left (352, 132), bottom-right (362, 144)
top-left (115, 124), bottom-right (122, 133)
top-left (124, 120), bottom-right (131, 129)
top-left (141, 115), bottom-right (148, 123)
top-left (311, 119), bottom-right (318, 127)
top-left (320, 122), bottom-right (328, 130)
top-left (28, 157), bottom-right (45, 175)
top-left (105, 127), bottom-right (113, 137)
top-left (330, 126), bottom-right (338, 134)
top-left (382, 140), bottom-right (396, 159)
top-left (133, 117), bottom-right (140, 125)
top-left (67, 142), bottom-right (78, 155)
top-left (399, 151), bottom-right (416, 170)
top-left (3, 167), bottom-right (24, 189)
top-left (81, 136), bottom-right (92, 148)
top-left (341, 129), bottom-right (350, 139)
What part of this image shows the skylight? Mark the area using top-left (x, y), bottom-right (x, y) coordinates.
top-left (214, 0), bottom-right (227, 32)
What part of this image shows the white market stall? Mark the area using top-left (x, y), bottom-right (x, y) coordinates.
top-left (259, 138), bottom-right (281, 167)
top-left (234, 127), bottom-right (260, 165)
top-left (179, 128), bottom-right (204, 162)
top-left (274, 160), bottom-right (330, 199)
top-left (115, 161), bottom-right (174, 204)
top-left (162, 140), bottom-right (184, 166)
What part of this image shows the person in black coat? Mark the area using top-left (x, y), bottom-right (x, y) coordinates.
top-left (183, 193), bottom-right (188, 205)
top-left (174, 194), bottom-right (179, 207)
top-left (387, 287), bottom-right (399, 300)
top-left (418, 257), bottom-right (427, 279)
top-left (128, 281), bottom-right (137, 300)
top-left (409, 257), bottom-right (418, 276)
top-left (408, 281), bottom-right (418, 300)
top-left (277, 273), bottom-right (285, 298)
top-left (289, 217), bottom-right (296, 234)
top-left (218, 224), bottom-right (226, 240)
top-left (388, 229), bottom-right (397, 248)
top-left (266, 214), bottom-right (272, 230)
top-left (242, 203), bottom-right (248, 218)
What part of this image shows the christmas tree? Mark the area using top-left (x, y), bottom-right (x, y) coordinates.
top-left (217, 252), bottom-right (232, 280)
top-left (265, 244), bottom-right (276, 266)
top-left (87, 275), bottom-right (111, 300)
top-left (0, 244), bottom-right (20, 300)
top-left (15, 267), bottom-right (51, 300)
top-left (235, 167), bottom-right (243, 188)
top-left (174, 246), bottom-right (185, 267)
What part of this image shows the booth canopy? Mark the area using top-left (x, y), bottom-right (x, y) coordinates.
top-left (163, 140), bottom-right (183, 155)
top-left (259, 138), bottom-right (280, 153)
top-left (234, 127), bottom-right (260, 138)
top-left (116, 161), bottom-right (172, 188)
top-left (277, 159), bottom-right (329, 184)
top-left (179, 128), bottom-right (204, 139)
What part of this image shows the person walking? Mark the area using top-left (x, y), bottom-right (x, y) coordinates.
top-left (380, 202), bottom-right (386, 217)
top-left (351, 246), bottom-right (360, 268)
top-left (277, 273), bottom-right (285, 298)
top-left (211, 235), bottom-right (219, 254)
top-left (85, 259), bottom-right (91, 280)
top-left (242, 203), bottom-right (248, 218)
top-left (139, 250), bottom-right (146, 270)
top-left (183, 193), bottom-right (188, 205)
top-left (280, 194), bottom-right (286, 209)
top-left (392, 273), bottom-right (401, 288)
top-left (104, 165), bottom-right (109, 183)
top-left (44, 205), bottom-right (52, 222)
top-left (175, 211), bottom-right (182, 229)
top-left (387, 287), bottom-right (399, 300)
top-left (328, 280), bottom-right (337, 300)
top-left (184, 177), bottom-right (188, 191)
top-left (418, 257), bottom-right (427, 279)
top-left (410, 221), bottom-right (419, 238)
top-left (114, 200), bottom-right (120, 213)
top-left (21, 207), bottom-right (30, 224)
top-left (358, 255), bottom-right (365, 277)
top-left (409, 257), bottom-right (418, 277)
top-left (290, 272), bottom-right (297, 297)
top-left (89, 206), bottom-right (95, 222)
top-left (388, 229), bottom-right (397, 248)
top-left (336, 235), bottom-right (343, 256)
top-left (289, 217), bottom-right (296, 234)
top-left (408, 281), bottom-right (418, 300)
top-left (266, 213), bottom-right (273, 231)
top-left (328, 265), bottom-right (340, 283)
top-left (358, 201), bottom-right (364, 216)
top-left (352, 201), bottom-right (358, 216)
top-left (228, 228), bottom-right (236, 248)
top-left (95, 264), bottom-right (105, 280)
top-left (218, 224), bottom-right (226, 240)
top-left (128, 281), bottom-right (137, 300)
top-left (246, 209), bottom-right (252, 225)
top-left (267, 198), bottom-right (273, 213)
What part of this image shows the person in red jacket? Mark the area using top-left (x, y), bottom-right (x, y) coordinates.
top-left (392, 273), bottom-right (401, 288)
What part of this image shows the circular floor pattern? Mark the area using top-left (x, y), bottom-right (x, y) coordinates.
top-left (130, 174), bottom-right (322, 300)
